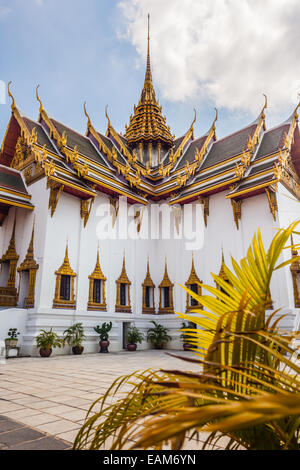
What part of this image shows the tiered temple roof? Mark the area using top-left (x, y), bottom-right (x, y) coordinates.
top-left (1, 25), bottom-right (300, 226)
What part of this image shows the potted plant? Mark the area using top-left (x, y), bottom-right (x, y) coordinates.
top-left (36, 328), bottom-right (63, 357)
top-left (94, 322), bottom-right (112, 353)
top-left (180, 321), bottom-right (193, 351)
top-left (147, 321), bottom-right (172, 350)
top-left (63, 323), bottom-right (86, 355)
top-left (126, 326), bottom-right (144, 351)
top-left (5, 328), bottom-right (20, 348)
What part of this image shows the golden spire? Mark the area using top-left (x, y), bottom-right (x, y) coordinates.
top-left (55, 240), bottom-right (76, 276)
top-left (219, 248), bottom-right (229, 281)
top-left (1, 216), bottom-right (18, 261)
top-left (26, 219), bottom-right (35, 260)
top-left (18, 219), bottom-right (39, 271)
top-left (117, 251), bottom-right (131, 284)
top-left (186, 252), bottom-right (201, 285)
top-left (90, 243), bottom-right (106, 279)
top-left (124, 15), bottom-right (174, 149)
top-left (143, 256), bottom-right (155, 287)
top-left (144, 14), bottom-right (152, 89)
top-left (159, 256), bottom-right (173, 287)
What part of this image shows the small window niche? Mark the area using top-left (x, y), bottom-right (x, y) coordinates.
top-left (53, 241), bottom-right (76, 309)
top-left (0, 217), bottom-right (19, 307)
top-left (158, 258), bottom-right (174, 314)
top-left (115, 253), bottom-right (131, 313)
top-left (18, 222), bottom-right (39, 308)
top-left (142, 258), bottom-right (155, 314)
top-left (88, 245), bottom-right (106, 311)
top-left (185, 254), bottom-right (202, 312)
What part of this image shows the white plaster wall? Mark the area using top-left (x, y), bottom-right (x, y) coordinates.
top-left (1, 177), bottom-right (300, 356)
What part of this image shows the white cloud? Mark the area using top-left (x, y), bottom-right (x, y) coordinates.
top-left (0, 5), bottom-right (11, 20)
top-left (118, 0), bottom-right (300, 114)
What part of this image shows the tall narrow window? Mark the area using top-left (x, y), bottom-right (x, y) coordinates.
top-left (142, 259), bottom-right (155, 314)
top-left (0, 217), bottom-right (19, 307)
top-left (185, 255), bottom-right (202, 312)
top-left (145, 286), bottom-right (151, 308)
top-left (217, 251), bottom-right (230, 297)
top-left (120, 283), bottom-right (126, 306)
top-left (53, 241), bottom-right (76, 309)
top-left (163, 287), bottom-right (170, 308)
top-left (190, 284), bottom-right (198, 306)
top-left (88, 245), bottom-right (106, 311)
top-left (158, 258), bottom-right (174, 314)
top-left (60, 275), bottom-right (70, 300)
top-left (93, 279), bottom-right (101, 304)
top-left (116, 253), bottom-right (131, 313)
top-left (17, 222), bottom-right (39, 309)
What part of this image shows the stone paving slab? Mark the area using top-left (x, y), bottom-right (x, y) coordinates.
top-left (0, 415), bottom-right (71, 450)
top-left (0, 350), bottom-right (209, 450)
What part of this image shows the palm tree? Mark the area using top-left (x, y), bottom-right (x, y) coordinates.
top-left (147, 321), bottom-right (172, 349)
top-left (74, 221), bottom-right (300, 450)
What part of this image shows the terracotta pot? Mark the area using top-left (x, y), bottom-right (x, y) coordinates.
top-left (5, 339), bottom-right (18, 348)
top-left (72, 345), bottom-right (84, 355)
top-left (39, 348), bottom-right (52, 358)
top-left (127, 344), bottom-right (137, 351)
top-left (99, 340), bottom-right (110, 353)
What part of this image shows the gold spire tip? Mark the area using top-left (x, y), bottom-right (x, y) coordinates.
top-left (7, 81), bottom-right (16, 111)
top-left (36, 84), bottom-right (44, 112)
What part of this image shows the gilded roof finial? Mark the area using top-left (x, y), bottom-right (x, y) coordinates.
top-left (84, 101), bottom-right (92, 130)
top-left (263, 93), bottom-right (268, 111)
top-left (7, 81), bottom-right (16, 111)
top-left (105, 105), bottom-right (111, 130)
top-left (124, 15), bottom-right (174, 147)
top-left (36, 85), bottom-right (44, 113)
top-left (212, 107), bottom-right (218, 129)
top-left (144, 13), bottom-right (152, 88)
top-left (294, 93), bottom-right (300, 121)
top-left (190, 108), bottom-right (197, 131)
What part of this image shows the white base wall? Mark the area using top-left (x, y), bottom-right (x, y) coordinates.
top-left (1, 179), bottom-right (300, 357)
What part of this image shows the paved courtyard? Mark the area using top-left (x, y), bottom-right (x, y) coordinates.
top-left (0, 350), bottom-right (218, 450)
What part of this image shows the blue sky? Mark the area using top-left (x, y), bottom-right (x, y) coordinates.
top-left (0, 0), bottom-right (298, 143)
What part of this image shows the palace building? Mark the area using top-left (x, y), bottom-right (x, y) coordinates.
top-left (0, 21), bottom-right (300, 355)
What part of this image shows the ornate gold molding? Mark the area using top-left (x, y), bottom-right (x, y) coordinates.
top-left (219, 251), bottom-right (229, 283)
top-left (198, 196), bottom-right (209, 227)
top-left (80, 198), bottom-right (94, 227)
top-left (142, 258), bottom-right (155, 314)
top-left (47, 179), bottom-right (64, 217)
top-left (185, 254), bottom-right (202, 312)
top-left (17, 221), bottom-right (39, 308)
top-left (115, 253), bottom-right (131, 313)
top-left (88, 244), bottom-right (107, 311)
top-left (53, 241), bottom-right (76, 309)
top-left (158, 257), bottom-right (174, 314)
top-left (265, 188), bottom-right (278, 221)
top-left (0, 217), bottom-right (19, 306)
top-left (231, 199), bottom-right (242, 229)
